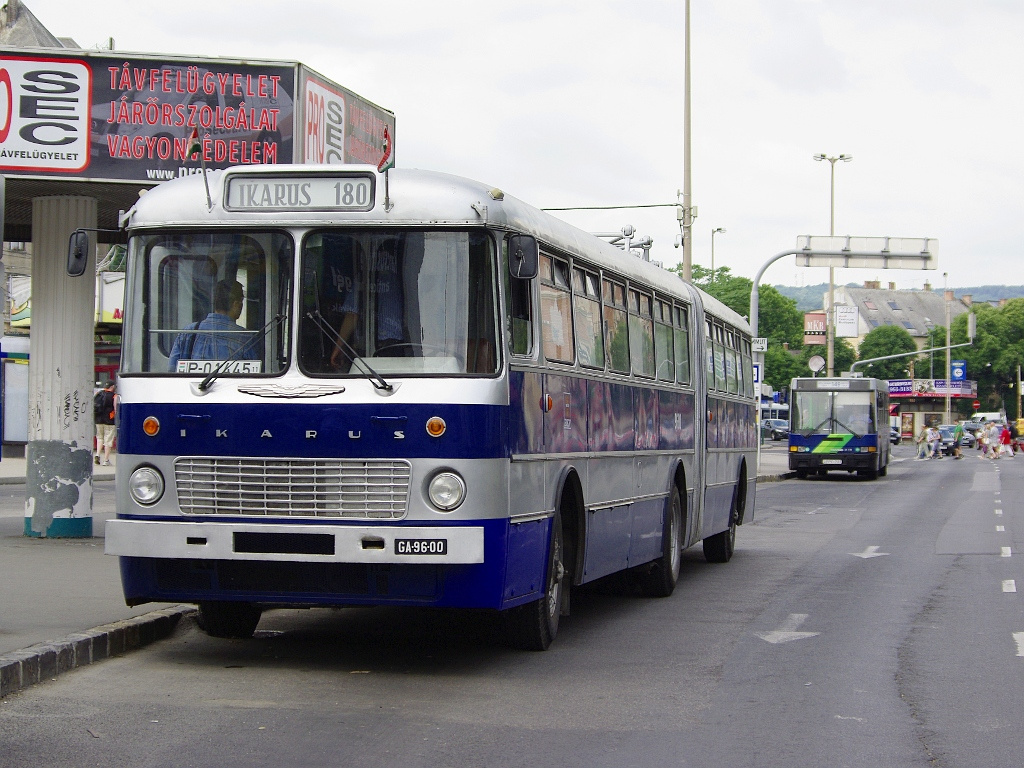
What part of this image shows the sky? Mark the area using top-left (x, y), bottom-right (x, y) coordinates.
top-left (21, 0), bottom-right (1024, 291)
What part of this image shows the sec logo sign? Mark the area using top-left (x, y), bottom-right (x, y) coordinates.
top-left (0, 56), bottom-right (91, 173)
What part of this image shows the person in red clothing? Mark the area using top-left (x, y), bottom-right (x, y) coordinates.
top-left (1000, 424), bottom-right (1015, 459)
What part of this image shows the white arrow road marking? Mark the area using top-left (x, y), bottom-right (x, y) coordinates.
top-left (1014, 633), bottom-right (1024, 657)
top-left (1003, 580), bottom-right (1016, 593)
top-left (756, 613), bottom-right (820, 644)
top-left (851, 545), bottom-right (890, 559)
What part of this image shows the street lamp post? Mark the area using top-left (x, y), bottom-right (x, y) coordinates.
top-left (813, 153), bottom-right (853, 376)
top-left (944, 272), bottom-right (952, 424)
top-left (710, 227), bottom-right (725, 283)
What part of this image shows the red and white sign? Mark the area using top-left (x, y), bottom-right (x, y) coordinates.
top-left (0, 56), bottom-right (91, 173)
top-left (304, 76), bottom-right (346, 164)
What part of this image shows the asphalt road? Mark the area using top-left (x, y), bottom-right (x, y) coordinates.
top-left (1, 444), bottom-right (1022, 768)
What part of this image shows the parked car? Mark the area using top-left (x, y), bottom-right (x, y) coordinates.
top-left (761, 418), bottom-right (789, 441)
top-left (890, 426), bottom-right (901, 445)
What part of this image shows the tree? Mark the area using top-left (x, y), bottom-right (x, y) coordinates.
top-left (672, 263), bottom-right (804, 348)
top-left (856, 325), bottom-right (918, 380)
top-left (764, 344), bottom-right (804, 392)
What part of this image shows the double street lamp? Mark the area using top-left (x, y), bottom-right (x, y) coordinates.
top-left (813, 153), bottom-right (853, 376)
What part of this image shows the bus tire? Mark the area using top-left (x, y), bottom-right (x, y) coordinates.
top-left (638, 485), bottom-right (683, 597)
top-left (703, 485), bottom-right (739, 564)
top-left (506, 511), bottom-right (564, 651)
top-left (197, 601), bottom-right (262, 639)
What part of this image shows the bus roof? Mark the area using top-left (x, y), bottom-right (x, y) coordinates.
top-left (126, 164), bottom-right (750, 333)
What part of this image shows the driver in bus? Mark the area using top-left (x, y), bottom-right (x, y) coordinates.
top-left (168, 279), bottom-right (257, 370)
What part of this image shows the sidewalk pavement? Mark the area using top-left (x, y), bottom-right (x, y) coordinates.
top-left (0, 447), bottom-right (792, 698)
top-left (1, 453), bottom-right (193, 698)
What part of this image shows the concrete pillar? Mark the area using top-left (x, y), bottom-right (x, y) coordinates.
top-left (25, 196), bottom-right (97, 538)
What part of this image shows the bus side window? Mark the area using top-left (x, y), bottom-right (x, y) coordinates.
top-left (509, 243), bottom-right (534, 356)
top-left (540, 254), bottom-right (575, 363)
top-left (603, 278), bottom-right (629, 373)
top-left (654, 298), bottom-right (674, 381)
top-left (674, 305), bottom-right (691, 385)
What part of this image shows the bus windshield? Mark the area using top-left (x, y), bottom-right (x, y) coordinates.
top-left (792, 390), bottom-right (875, 436)
top-left (121, 231), bottom-right (294, 375)
top-left (298, 229), bottom-right (499, 376)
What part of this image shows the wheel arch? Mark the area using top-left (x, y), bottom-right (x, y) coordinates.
top-left (670, 460), bottom-right (690, 545)
top-left (553, 466), bottom-right (585, 587)
top-left (734, 459), bottom-right (749, 525)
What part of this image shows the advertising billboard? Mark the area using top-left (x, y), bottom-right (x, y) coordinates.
top-left (0, 50), bottom-right (395, 182)
top-left (804, 311), bottom-right (826, 345)
top-left (299, 66), bottom-right (395, 168)
top-left (888, 378), bottom-right (978, 398)
top-left (835, 305), bottom-right (860, 338)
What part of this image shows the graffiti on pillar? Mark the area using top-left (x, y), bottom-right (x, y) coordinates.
top-left (62, 389), bottom-right (88, 431)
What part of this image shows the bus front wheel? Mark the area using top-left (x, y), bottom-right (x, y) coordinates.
top-left (197, 601), bottom-right (262, 639)
top-left (506, 511), bottom-right (564, 651)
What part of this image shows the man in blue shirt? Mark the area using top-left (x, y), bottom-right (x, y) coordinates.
top-left (169, 279), bottom-right (257, 371)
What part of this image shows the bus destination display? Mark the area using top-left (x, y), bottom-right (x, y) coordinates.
top-left (225, 173), bottom-right (375, 212)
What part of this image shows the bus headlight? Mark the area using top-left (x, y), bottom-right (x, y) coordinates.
top-left (129, 466), bottom-right (165, 506)
top-left (428, 471), bottom-right (465, 512)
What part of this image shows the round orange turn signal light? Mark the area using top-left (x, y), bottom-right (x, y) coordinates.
top-left (142, 416), bottom-right (160, 436)
top-left (425, 417), bottom-right (447, 437)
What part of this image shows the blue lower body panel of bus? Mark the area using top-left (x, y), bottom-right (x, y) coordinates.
top-left (114, 516), bottom-right (551, 612)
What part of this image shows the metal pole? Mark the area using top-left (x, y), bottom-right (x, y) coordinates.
top-left (826, 161), bottom-right (835, 377)
top-left (681, 0), bottom-right (693, 281)
top-left (1017, 364), bottom-right (1022, 422)
top-left (711, 227), bottom-right (724, 284)
top-left (945, 276), bottom-right (952, 423)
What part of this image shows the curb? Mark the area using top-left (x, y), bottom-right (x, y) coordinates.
top-left (757, 472), bottom-right (796, 483)
top-left (0, 605), bottom-right (196, 699)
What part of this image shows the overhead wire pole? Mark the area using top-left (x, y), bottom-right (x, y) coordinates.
top-left (681, 0), bottom-right (693, 281)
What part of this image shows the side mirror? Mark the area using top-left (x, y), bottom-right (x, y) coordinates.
top-left (67, 230), bottom-right (90, 277)
top-left (508, 234), bottom-right (539, 280)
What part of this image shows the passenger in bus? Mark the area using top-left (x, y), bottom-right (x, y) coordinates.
top-left (329, 239), bottom-right (406, 368)
top-left (168, 279), bottom-right (257, 370)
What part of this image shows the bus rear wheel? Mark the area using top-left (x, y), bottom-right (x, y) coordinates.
top-left (197, 601), bottom-right (262, 639)
top-left (704, 482), bottom-right (741, 564)
top-left (638, 485), bottom-right (683, 597)
top-left (506, 511), bottom-right (564, 651)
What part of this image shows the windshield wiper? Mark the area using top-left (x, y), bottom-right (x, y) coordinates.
top-left (197, 314), bottom-right (287, 392)
top-left (306, 309), bottom-right (392, 392)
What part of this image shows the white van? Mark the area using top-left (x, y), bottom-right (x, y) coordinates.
top-left (970, 412), bottom-right (1004, 424)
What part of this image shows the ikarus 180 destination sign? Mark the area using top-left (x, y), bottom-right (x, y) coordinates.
top-left (224, 171), bottom-right (375, 212)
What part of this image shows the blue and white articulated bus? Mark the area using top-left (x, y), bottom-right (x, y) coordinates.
top-left (83, 165), bottom-right (757, 650)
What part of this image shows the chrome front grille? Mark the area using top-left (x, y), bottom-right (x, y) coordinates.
top-left (174, 457), bottom-right (411, 518)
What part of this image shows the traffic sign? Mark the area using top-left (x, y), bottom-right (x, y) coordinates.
top-left (973, 399), bottom-right (981, 409)
top-left (752, 337), bottom-right (768, 352)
